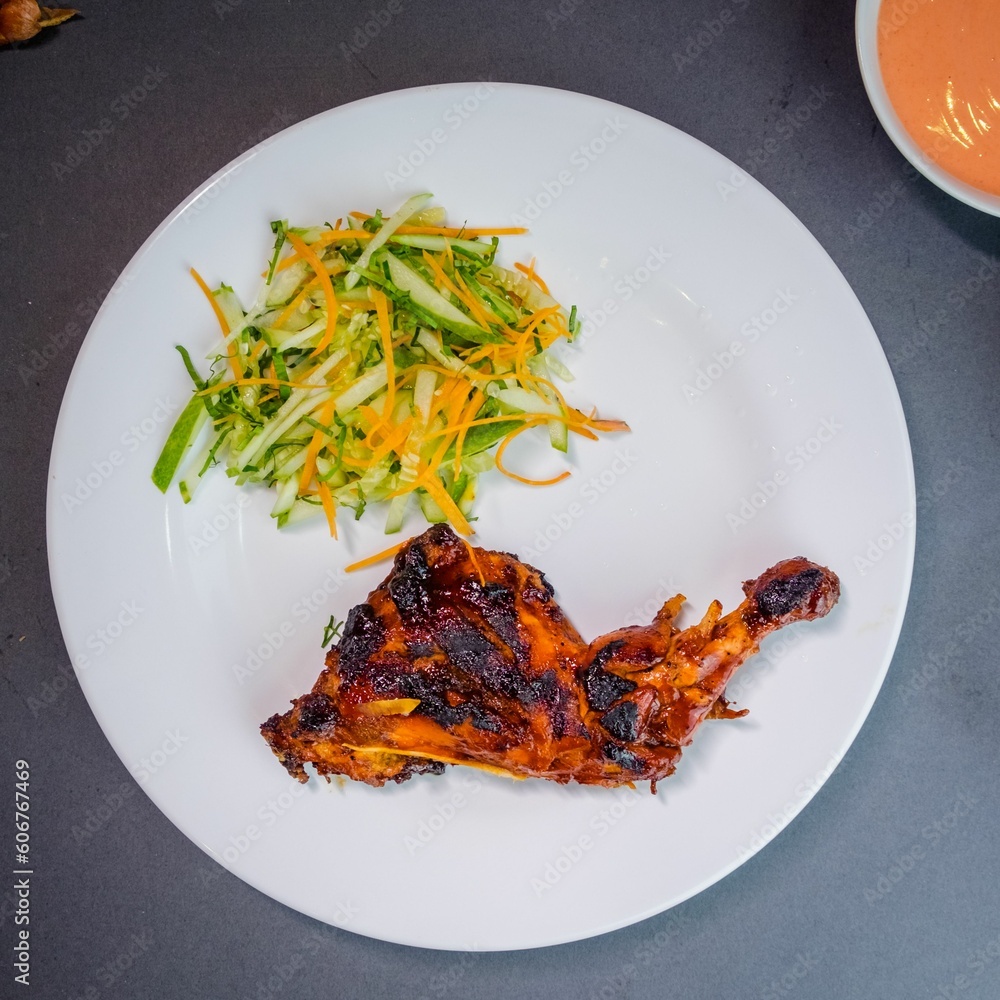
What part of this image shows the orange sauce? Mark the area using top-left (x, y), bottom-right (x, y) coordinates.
top-left (878, 0), bottom-right (1000, 195)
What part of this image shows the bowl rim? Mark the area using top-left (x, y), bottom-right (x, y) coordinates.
top-left (855, 0), bottom-right (1000, 217)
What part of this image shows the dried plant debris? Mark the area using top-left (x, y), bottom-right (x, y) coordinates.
top-left (0, 1), bottom-right (77, 45)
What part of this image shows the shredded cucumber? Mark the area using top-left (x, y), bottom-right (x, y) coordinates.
top-left (381, 253), bottom-right (503, 344)
top-left (345, 192), bottom-right (433, 290)
top-left (151, 395), bottom-right (209, 493)
top-left (151, 196), bottom-right (627, 539)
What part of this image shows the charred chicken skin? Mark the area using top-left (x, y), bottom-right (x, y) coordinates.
top-left (261, 525), bottom-right (840, 790)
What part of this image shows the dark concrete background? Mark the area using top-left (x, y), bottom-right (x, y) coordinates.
top-left (2, 1), bottom-right (999, 997)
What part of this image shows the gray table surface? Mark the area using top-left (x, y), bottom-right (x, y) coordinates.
top-left (4, 1), bottom-right (999, 997)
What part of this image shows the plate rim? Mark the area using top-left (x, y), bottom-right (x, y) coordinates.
top-left (45, 80), bottom-right (916, 951)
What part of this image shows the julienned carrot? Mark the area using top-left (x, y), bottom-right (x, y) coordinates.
top-left (189, 267), bottom-right (242, 381)
top-left (284, 231), bottom-right (338, 357)
top-left (345, 538), bottom-right (409, 572)
top-left (420, 251), bottom-right (486, 323)
top-left (274, 277), bottom-right (321, 327)
top-left (317, 480), bottom-right (338, 538)
top-left (348, 212), bottom-right (527, 238)
top-left (585, 417), bottom-right (631, 432)
top-left (452, 269), bottom-right (505, 330)
top-left (413, 403), bottom-right (464, 494)
top-left (460, 537), bottom-right (486, 586)
top-left (314, 229), bottom-right (375, 244)
top-left (368, 416), bottom-right (414, 466)
top-left (269, 232), bottom-right (373, 274)
top-left (421, 412), bottom-right (535, 440)
top-left (427, 376), bottom-right (467, 430)
top-left (299, 397), bottom-right (338, 494)
top-left (357, 403), bottom-right (382, 429)
top-left (419, 474), bottom-right (473, 535)
top-left (451, 388), bottom-right (485, 476)
top-left (515, 259), bottom-right (551, 296)
top-left (495, 420), bottom-right (572, 487)
top-left (418, 401), bottom-right (619, 447)
top-left (395, 225), bottom-right (527, 237)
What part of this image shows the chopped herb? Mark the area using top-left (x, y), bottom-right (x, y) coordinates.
top-left (362, 210), bottom-right (383, 233)
top-left (321, 614), bottom-right (344, 648)
top-left (352, 486), bottom-right (367, 521)
top-left (175, 345), bottom-right (207, 391)
top-left (302, 415), bottom-right (335, 436)
top-left (267, 220), bottom-right (286, 285)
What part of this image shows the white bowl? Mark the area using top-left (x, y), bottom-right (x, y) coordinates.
top-left (856, 0), bottom-right (1000, 217)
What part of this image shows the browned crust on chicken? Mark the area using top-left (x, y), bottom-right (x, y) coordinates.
top-left (261, 526), bottom-right (840, 790)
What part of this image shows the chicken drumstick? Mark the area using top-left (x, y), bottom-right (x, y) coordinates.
top-left (261, 525), bottom-right (840, 790)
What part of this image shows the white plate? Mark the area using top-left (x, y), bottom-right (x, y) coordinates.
top-left (47, 83), bottom-right (914, 951)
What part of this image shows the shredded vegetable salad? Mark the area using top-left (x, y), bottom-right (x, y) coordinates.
top-left (152, 193), bottom-right (628, 541)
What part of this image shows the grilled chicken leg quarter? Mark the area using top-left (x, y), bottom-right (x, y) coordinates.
top-left (262, 525), bottom-right (840, 790)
